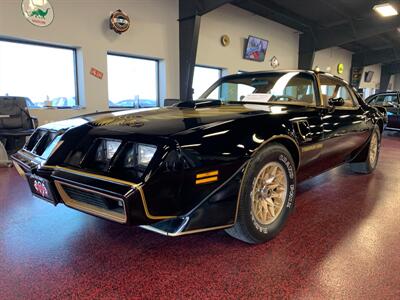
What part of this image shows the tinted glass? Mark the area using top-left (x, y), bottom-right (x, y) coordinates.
top-left (383, 95), bottom-right (398, 105)
top-left (319, 76), bottom-right (356, 107)
top-left (200, 72), bottom-right (316, 105)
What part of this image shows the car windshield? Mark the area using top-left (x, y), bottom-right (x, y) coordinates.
top-left (199, 71), bottom-right (316, 106)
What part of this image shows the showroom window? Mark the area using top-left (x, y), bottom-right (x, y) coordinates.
top-left (0, 40), bottom-right (78, 108)
top-left (193, 65), bottom-right (222, 100)
top-left (107, 54), bottom-right (159, 108)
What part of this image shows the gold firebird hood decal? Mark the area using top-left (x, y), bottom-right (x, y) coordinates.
top-left (90, 106), bottom-right (256, 127)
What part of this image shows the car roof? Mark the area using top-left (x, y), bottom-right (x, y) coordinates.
top-left (368, 91), bottom-right (398, 96)
top-left (221, 69), bottom-right (348, 84)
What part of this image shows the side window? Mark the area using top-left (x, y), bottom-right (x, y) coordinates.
top-left (383, 95), bottom-right (398, 105)
top-left (374, 95), bottom-right (385, 105)
top-left (339, 86), bottom-right (357, 107)
top-left (367, 96), bottom-right (377, 105)
top-left (319, 75), bottom-right (357, 107)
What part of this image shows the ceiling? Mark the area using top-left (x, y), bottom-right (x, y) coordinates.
top-left (233, 0), bottom-right (400, 67)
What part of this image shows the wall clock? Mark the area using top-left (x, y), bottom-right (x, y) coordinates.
top-left (110, 9), bottom-right (130, 34)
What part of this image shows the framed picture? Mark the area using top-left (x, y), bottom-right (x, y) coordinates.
top-left (243, 36), bottom-right (269, 62)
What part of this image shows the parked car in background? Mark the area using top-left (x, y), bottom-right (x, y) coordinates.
top-left (1, 97), bottom-right (40, 108)
top-left (111, 99), bottom-right (157, 108)
top-left (366, 92), bottom-right (399, 129)
top-left (24, 98), bottom-right (39, 108)
top-left (49, 97), bottom-right (76, 107)
top-left (12, 70), bottom-right (385, 244)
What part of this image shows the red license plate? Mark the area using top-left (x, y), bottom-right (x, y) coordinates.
top-left (28, 175), bottom-right (57, 205)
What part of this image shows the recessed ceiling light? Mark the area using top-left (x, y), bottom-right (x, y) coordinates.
top-left (373, 3), bottom-right (398, 17)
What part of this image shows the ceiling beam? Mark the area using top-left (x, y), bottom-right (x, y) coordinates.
top-left (307, 17), bottom-right (400, 51)
top-left (179, 0), bottom-right (234, 100)
top-left (234, 0), bottom-right (315, 32)
top-left (353, 47), bottom-right (400, 67)
top-left (382, 61), bottom-right (400, 74)
top-left (180, 0), bottom-right (234, 19)
top-left (380, 65), bottom-right (391, 92)
top-left (298, 31), bottom-right (315, 69)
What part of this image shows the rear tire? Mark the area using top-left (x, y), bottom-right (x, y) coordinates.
top-left (225, 143), bottom-right (296, 244)
top-left (350, 126), bottom-right (381, 174)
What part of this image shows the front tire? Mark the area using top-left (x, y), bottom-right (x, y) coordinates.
top-left (225, 143), bottom-right (296, 244)
top-left (350, 127), bottom-right (381, 174)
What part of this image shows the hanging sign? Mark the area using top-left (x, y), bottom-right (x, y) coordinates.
top-left (21, 0), bottom-right (54, 27)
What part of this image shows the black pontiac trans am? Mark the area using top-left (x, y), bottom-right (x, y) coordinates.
top-left (12, 71), bottom-right (385, 244)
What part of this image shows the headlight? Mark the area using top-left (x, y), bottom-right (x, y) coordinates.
top-left (106, 140), bottom-right (121, 160)
top-left (95, 140), bottom-right (121, 162)
top-left (137, 144), bottom-right (157, 167)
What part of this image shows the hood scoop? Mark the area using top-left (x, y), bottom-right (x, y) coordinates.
top-left (174, 100), bottom-right (222, 109)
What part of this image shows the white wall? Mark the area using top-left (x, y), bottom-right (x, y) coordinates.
top-left (0, 1), bottom-right (349, 125)
top-left (0, 0), bottom-right (179, 125)
top-left (313, 47), bottom-right (353, 81)
top-left (393, 74), bottom-right (400, 91)
top-left (197, 5), bottom-right (300, 74)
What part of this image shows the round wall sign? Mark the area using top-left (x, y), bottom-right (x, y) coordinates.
top-left (221, 35), bottom-right (230, 47)
top-left (270, 56), bottom-right (280, 69)
top-left (21, 0), bottom-right (54, 27)
top-left (337, 63), bottom-right (344, 74)
top-left (110, 10), bottom-right (130, 34)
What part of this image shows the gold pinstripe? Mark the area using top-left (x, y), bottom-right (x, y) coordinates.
top-left (43, 165), bottom-right (176, 220)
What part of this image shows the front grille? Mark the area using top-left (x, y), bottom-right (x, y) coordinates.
top-left (54, 181), bottom-right (127, 223)
top-left (63, 185), bottom-right (124, 214)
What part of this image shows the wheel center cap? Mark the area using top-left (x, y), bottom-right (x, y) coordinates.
top-left (261, 188), bottom-right (272, 198)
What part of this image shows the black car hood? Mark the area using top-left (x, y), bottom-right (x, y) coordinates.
top-left (40, 104), bottom-right (298, 137)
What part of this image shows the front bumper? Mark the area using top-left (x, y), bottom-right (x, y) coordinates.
top-left (11, 151), bottom-right (168, 225)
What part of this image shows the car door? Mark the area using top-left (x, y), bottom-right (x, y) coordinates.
top-left (317, 75), bottom-right (370, 169)
top-left (382, 93), bottom-right (400, 128)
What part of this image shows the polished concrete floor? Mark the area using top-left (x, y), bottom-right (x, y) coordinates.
top-left (1, 132), bottom-right (400, 299)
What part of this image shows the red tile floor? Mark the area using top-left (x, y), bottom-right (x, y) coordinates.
top-left (1, 132), bottom-right (400, 299)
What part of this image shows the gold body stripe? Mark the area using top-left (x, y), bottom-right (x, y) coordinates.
top-left (196, 176), bottom-right (218, 185)
top-left (301, 143), bottom-right (323, 153)
top-left (43, 165), bottom-right (176, 220)
top-left (141, 224), bottom-right (234, 237)
top-left (13, 161), bottom-right (26, 177)
top-left (196, 170), bottom-right (219, 179)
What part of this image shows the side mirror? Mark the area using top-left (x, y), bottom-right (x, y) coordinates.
top-left (328, 97), bottom-right (345, 107)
